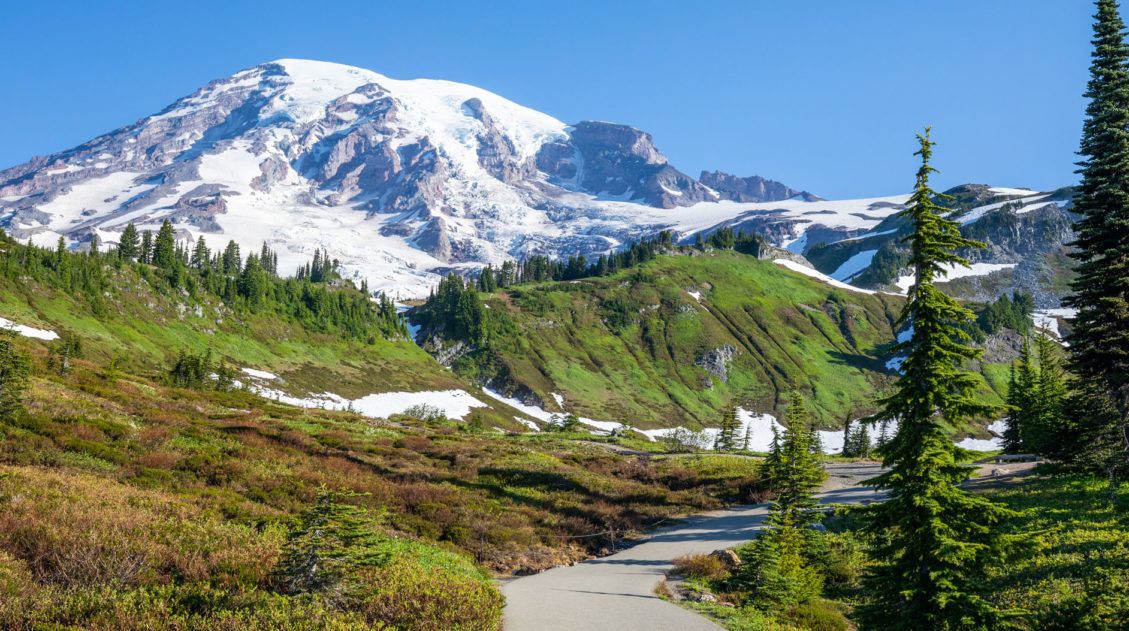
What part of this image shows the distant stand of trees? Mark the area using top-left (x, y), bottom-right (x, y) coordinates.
top-left (474, 228), bottom-right (764, 292)
top-left (0, 220), bottom-right (406, 343)
top-left (414, 228), bottom-right (765, 347)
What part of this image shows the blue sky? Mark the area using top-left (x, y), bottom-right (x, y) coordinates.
top-left (0, 1), bottom-right (1096, 198)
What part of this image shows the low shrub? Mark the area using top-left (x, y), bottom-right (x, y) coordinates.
top-left (780, 599), bottom-right (850, 631)
top-left (672, 553), bottom-right (730, 582)
top-left (354, 559), bottom-right (503, 630)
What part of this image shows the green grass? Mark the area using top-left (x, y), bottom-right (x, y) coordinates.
top-left (981, 470), bottom-right (1129, 630)
top-left (0, 270), bottom-right (456, 398)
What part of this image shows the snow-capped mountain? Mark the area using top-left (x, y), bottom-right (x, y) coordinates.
top-left (797, 184), bottom-right (1076, 307)
top-left (0, 59), bottom-right (1070, 299)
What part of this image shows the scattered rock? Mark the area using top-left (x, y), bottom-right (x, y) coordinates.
top-left (709, 548), bottom-right (742, 570)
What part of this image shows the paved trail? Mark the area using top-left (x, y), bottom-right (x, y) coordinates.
top-left (502, 465), bottom-right (887, 631)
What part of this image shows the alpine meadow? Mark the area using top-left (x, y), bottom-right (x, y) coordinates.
top-left (1, 1), bottom-right (1127, 630)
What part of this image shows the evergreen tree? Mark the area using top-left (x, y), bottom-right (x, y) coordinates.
top-left (48, 332), bottom-right (83, 377)
top-left (843, 421), bottom-right (871, 458)
top-left (238, 254), bottom-right (269, 305)
top-left (740, 393), bottom-right (827, 609)
top-left (272, 488), bottom-right (390, 596)
top-left (1007, 333), bottom-right (1069, 458)
top-left (859, 130), bottom-right (1013, 630)
top-left (1004, 339), bottom-right (1036, 453)
top-left (771, 393), bottom-right (826, 526)
top-left (152, 220), bottom-right (177, 269)
top-left (222, 241), bottom-right (242, 275)
top-left (760, 426), bottom-right (784, 485)
top-left (714, 405), bottom-right (740, 451)
top-left (1064, 0), bottom-right (1129, 488)
top-left (118, 222), bottom-right (140, 261)
top-left (0, 330), bottom-right (30, 420)
top-left (191, 237), bottom-right (210, 271)
top-left (54, 237), bottom-right (68, 273)
top-left (140, 230), bottom-right (153, 264)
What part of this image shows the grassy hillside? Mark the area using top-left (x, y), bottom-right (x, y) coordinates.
top-left (0, 315), bottom-right (767, 628)
top-left (0, 261), bottom-right (458, 400)
top-left (440, 251), bottom-right (905, 428)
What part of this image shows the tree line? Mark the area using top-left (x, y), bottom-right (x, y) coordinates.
top-left (0, 221), bottom-right (405, 342)
top-left (473, 227), bottom-right (763, 292)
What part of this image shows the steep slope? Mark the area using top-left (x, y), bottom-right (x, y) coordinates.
top-left (415, 251), bottom-right (1020, 432)
top-left (802, 185), bottom-right (1076, 307)
top-left (419, 251), bottom-right (905, 428)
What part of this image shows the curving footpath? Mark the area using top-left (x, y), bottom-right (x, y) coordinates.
top-left (502, 470), bottom-right (886, 631)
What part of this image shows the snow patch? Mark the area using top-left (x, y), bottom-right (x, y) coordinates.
top-left (0, 316), bottom-right (59, 341)
top-left (482, 388), bottom-right (554, 423)
top-left (773, 259), bottom-right (876, 295)
top-left (956, 436), bottom-right (1004, 451)
top-left (241, 368), bottom-right (279, 380)
top-left (895, 263), bottom-right (1017, 293)
top-left (1032, 308), bottom-right (1076, 339)
top-left (830, 249), bottom-right (877, 281)
top-left (641, 408), bottom-right (786, 452)
top-left (248, 384), bottom-right (486, 420)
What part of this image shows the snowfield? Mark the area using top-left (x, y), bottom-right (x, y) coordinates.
top-left (1032, 308), bottom-right (1077, 339)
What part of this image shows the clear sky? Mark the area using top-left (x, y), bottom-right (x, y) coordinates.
top-left (0, 0), bottom-right (1097, 198)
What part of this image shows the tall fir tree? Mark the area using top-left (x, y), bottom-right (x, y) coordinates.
top-left (1007, 333), bottom-right (1069, 458)
top-left (1064, 0), bottom-right (1129, 488)
top-left (222, 241), bottom-right (242, 275)
top-left (771, 393), bottom-right (826, 526)
top-left (118, 222), bottom-right (140, 261)
top-left (152, 220), bottom-right (177, 269)
top-left (858, 129), bottom-right (1014, 630)
top-left (191, 237), bottom-right (210, 271)
top-left (1002, 342), bottom-right (1034, 454)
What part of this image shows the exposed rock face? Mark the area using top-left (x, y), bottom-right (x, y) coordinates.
top-left (697, 345), bottom-right (738, 383)
top-left (537, 121), bottom-right (718, 208)
top-left (700, 170), bottom-right (820, 203)
top-left (462, 98), bottom-right (536, 184)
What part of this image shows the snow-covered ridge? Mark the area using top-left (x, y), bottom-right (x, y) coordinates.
top-left (0, 59), bottom-right (1067, 302)
top-left (0, 58), bottom-right (942, 300)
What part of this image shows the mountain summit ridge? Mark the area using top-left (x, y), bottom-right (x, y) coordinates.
top-left (0, 59), bottom-right (1062, 299)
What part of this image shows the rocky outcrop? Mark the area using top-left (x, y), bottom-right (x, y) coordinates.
top-left (463, 98), bottom-right (537, 184)
top-left (700, 170), bottom-right (818, 203)
top-left (697, 345), bottom-right (738, 383)
top-left (537, 121), bottom-right (718, 208)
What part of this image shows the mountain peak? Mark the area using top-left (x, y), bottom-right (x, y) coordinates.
top-left (1, 60), bottom-right (840, 298)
